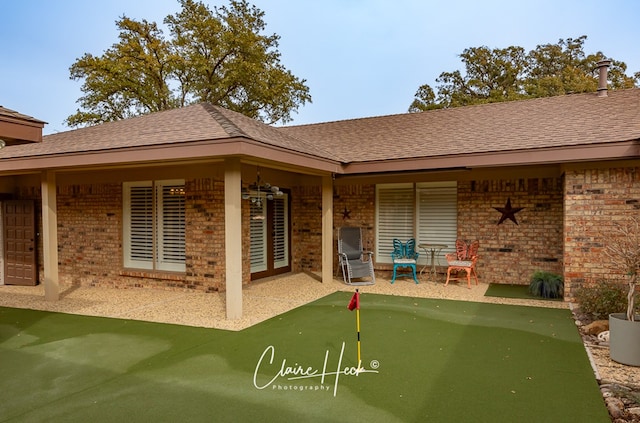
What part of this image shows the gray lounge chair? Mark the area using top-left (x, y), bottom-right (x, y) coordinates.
top-left (338, 227), bottom-right (375, 285)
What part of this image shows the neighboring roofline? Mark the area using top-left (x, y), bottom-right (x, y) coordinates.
top-left (0, 106), bottom-right (47, 144)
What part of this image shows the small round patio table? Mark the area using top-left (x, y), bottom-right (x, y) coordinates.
top-left (418, 243), bottom-right (447, 280)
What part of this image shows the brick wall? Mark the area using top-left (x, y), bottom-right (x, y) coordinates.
top-left (57, 183), bottom-right (121, 286)
top-left (458, 177), bottom-right (564, 284)
top-left (185, 178), bottom-right (226, 292)
top-left (291, 185), bottom-right (322, 272)
top-left (50, 178), bottom-right (230, 292)
top-left (563, 166), bottom-right (640, 299)
top-left (291, 184), bottom-right (375, 274)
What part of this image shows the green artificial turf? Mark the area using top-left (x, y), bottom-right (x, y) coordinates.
top-left (0, 292), bottom-right (607, 422)
top-left (484, 283), bottom-right (562, 301)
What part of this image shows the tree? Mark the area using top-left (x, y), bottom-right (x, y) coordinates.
top-left (67, 0), bottom-right (311, 127)
top-left (409, 36), bottom-right (638, 112)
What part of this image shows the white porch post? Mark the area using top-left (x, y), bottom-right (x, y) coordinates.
top-left (224, 158), bottom-right (243, 319)
top-left (321, 175), bottom-right (334, 284)
top-left (41, 170), bottom-right (59, 301)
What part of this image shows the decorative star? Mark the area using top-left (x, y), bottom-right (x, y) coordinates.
top-left (494, 197), bottom-right (525, 225)
top-left (342, 207), bottom-right (351, 220)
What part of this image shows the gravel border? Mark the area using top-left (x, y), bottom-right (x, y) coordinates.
top-left (0, 272), bottom-right (566, 331)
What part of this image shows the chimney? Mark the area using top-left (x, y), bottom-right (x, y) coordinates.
top-left (596, 59), bottom-right (611, 97)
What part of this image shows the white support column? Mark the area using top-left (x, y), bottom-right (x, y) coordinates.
top-left (321, 175), bottom-right (334, 284)
top-left (224, 158), bottom-right (243, 319)
top-left (41, 170), bottom-right (59, 301)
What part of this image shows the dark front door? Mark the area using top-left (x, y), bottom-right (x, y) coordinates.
top-left (250, 192), bottom-right (291, 280)
top-left (3, 200), bottom-right (37, 286)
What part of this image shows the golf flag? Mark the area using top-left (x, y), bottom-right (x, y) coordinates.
top-left (348, 291), bottom-right (360, 311)
top-left (347, 289), bottom-right (362, 368)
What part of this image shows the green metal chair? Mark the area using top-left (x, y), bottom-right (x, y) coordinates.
top-left (391, 238), bottom-right (419, 284)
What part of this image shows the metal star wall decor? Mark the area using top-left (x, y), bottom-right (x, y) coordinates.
top-left (494, 197), bottom-right (525, 225)
top-left (342, 207), bottom-right (351, 220)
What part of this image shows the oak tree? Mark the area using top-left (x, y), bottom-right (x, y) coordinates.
top-left (67, 0), bottom-right (311, 127)
top-left (409, 36), bottom-right (638, 112)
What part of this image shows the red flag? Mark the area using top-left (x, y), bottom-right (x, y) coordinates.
top-left (347, 291), bottom-right (359, 311)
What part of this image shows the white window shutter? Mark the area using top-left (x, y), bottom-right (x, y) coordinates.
top-left (417, 182), bottom-right (458, 257)
top-left (272, 194), bottom-right (289, 269)
top-left (123, 182), bottom-right (154, 269)
top-left (156, 180), bottom-right (186, 272)
top-left (376, 184), bottom-right (414, 264)
top-left (250, 196), bottom-right (267, 273)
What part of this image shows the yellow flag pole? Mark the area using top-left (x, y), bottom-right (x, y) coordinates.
top-left (355, 289), bottom-right (361, 368)
top-left (356, 308), bottom-right (361, 366)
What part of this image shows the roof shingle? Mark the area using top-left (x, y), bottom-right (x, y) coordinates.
top-left (280, 89), bottom-right (640, 162)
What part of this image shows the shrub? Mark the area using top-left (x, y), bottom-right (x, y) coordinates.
top-left (574, 281), bottom-right (639, 320)
top-left (528, 271), bottom-right (564, 299)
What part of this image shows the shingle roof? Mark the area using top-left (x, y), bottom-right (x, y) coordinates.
top-left (280, 88), bottom-right (640, 163)
top-left (0, 103), bottom-right (338, 160)
top-left (1, 89), bottom-right (638, 171)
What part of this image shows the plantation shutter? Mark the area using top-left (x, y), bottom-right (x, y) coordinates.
top-left (156, 180), bottom-right (186, 272)
top-left (250, 196), bottom-right (267, 273)
top-left (124, 182), bottom-right (154, 269)
top-left (376, 184), bottom-right (415, 264)
top-left (272, 194), bottom-right (289, 269)
top-left (417, 182), bottom-right (458, 258)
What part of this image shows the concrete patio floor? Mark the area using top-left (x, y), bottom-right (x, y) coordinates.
top-left (0, 272), bottom-right (566, 331)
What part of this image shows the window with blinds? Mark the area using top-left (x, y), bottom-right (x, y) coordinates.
top-left (272, 195), bottom-right (288, 269)
top-left (376, 184), bottom-right (415, 263)
top-left (417, 182), bottom-right (458, 258)
top-left (376, 182), bottom-right (457, 264)
top-left (250, 198), bottom-right (268, 273)
top-left (123, 180), bottom-right (186, 272)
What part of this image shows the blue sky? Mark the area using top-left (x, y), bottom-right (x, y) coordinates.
top-left (1, 0), bottom-right (639, 135)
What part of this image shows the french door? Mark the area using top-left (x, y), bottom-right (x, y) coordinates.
top-left (249, 192), bottom-right (290, 280)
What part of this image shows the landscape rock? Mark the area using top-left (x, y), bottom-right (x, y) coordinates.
top-left (584, 320), bottom-right (610, 335)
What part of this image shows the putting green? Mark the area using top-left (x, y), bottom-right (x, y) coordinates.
top-left (484, 283), bottom-right (563, 301)
top-left (0, 292), bottom-right (607, 422)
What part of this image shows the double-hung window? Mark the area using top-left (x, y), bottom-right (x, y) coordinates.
top-left (123, 180), bottom-right (186, 272)
top-left (375, 181), bottom-right (457, 264)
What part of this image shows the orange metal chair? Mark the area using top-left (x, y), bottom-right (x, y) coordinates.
top-left (444, 239), bottom-right (479, 288)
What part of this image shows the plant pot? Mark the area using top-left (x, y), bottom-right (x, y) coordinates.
top-left (609, 313), bottom-right (640, 367)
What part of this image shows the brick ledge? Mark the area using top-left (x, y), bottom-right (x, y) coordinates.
top-left (120, 269), bottom-right (185, 281)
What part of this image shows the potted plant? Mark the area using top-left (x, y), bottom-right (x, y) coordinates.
top-left (604, 216), bottom-right (640, 366)
top-left (528, 270), bottom-right (563, 299)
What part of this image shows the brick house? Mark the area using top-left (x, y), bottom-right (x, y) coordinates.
top-left (1, 82), bottom-right (639, 319)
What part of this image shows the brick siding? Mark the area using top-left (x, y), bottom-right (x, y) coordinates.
top-left (563, 166), bottom-right (640, 299)
top-left (458, 177), bottom-right (564, 285)
top-left (12, 165), bottom-right (638, 299)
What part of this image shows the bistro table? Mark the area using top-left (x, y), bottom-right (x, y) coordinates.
top-left (418, 243), bottom-right (448, 279)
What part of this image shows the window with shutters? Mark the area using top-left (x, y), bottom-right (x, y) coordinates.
top-left (376, 182), bottom-right (457, 264)
top-left (123, 180), bottom-right (186, 272)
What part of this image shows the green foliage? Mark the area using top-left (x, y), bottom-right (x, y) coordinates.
top-left (409, 35), bottom-right (639, 112)
top-left (528, 271), bottom-right (564, 299)
top-left (67, 0), bottom-right (311, 127)
top-left (574, 281), bottom-right (639, 320)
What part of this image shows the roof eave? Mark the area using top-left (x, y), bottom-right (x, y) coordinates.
top-left (340, 141), bottom-right (640, 174)
top-left (0, 137), bottom-right (343, 176)
top-left (0, 118), bottom-right (45, 144)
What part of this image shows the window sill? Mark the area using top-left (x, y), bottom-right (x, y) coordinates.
top-left (120, 269), bottom-right (186, 281)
